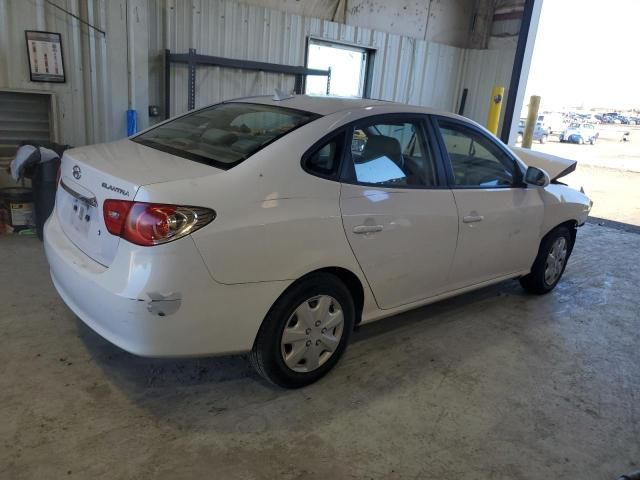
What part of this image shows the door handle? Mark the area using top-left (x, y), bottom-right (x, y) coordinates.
top-left (353, 224), bottom-right (384, 234)
top-left (463, 215), bottom-right (484, 223)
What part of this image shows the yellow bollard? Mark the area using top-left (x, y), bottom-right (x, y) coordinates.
top-left (486, 86), bottom-right (505, 135)
top-left (522, 95), bottom-right (541, 149)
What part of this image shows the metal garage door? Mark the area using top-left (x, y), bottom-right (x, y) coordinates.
top-left (0, 91), bottom-right (52, 166)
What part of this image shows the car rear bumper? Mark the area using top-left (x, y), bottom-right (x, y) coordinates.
top-left (44, 211), bottom-right (289, 357)
top-left (560, 134), bottom-right (584, 143)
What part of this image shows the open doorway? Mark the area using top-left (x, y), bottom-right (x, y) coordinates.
top-left (305, 39), bottom-right (372, 98)
top-left (520, 0), bottom-right (640, 227)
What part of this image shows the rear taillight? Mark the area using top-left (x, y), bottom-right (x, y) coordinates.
top-left (103, 200), bottom-right (215, 246)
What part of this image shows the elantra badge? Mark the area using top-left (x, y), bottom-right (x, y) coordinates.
top-left (101, 182), bottom-right (130, 197)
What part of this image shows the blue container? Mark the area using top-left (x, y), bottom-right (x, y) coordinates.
top-left (127, 109), bottom-right (138, 136)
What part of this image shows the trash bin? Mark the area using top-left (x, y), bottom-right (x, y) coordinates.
top-left (12, 141), bottom-right (70, 240)
top-left (31, 155), bottom-right (61, 239)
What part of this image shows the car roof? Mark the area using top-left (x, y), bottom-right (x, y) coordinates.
top-left (226, 94), bottom-right (457, 118)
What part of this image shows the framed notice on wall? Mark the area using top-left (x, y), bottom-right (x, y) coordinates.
top-left (25, 30), bottom-right (65, 83)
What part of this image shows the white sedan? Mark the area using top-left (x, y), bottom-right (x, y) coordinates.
top-left (559, 122), bottom-right (599, 144)
top-left (44, 95), bottom-right (592, 387)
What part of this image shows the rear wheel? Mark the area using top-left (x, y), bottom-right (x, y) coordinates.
top-left (250, 273), bottom-right (355, 388)
top-left (520, 226), bottom-right (572, 294)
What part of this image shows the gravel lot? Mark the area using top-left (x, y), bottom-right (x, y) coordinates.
top-left (525, 124), bottom-right (640, 226)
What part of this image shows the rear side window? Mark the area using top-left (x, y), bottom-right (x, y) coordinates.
top-left (303, 132), bottom-right (345, 178)
top-left (133, 103), bottom-right (318, 170)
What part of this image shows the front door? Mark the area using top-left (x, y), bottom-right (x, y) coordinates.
top-left (433, 117), bottom-right (544, 289)
top-left (339, 116), bottom-right (459, 309)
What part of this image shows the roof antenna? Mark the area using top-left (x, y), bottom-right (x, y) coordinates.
top-left (273, 88), bottom-right (294, 101)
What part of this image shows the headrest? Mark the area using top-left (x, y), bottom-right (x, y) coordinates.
top-left (362, 135), bottom-right (402, 163)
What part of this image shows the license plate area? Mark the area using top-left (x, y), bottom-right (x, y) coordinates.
top-left (68, 198), bottom-right (95, 236)
top-left (56, 177), bottom-right (120, 266)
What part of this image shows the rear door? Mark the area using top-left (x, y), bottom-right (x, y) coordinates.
top-left (431, 116), bottom-right (544, 289)
top-left (339, 115), bottom-right (459, 310)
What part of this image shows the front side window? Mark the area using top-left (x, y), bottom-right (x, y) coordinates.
top-left (134, 103), bottom-right (318, 169)
top-left (437, 120), bottom-right (520, 188)
top-left (342, 119), bottom-right (436, 187)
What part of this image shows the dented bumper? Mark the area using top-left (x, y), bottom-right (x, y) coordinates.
top-left (44, 212), bottom-right (290, 357)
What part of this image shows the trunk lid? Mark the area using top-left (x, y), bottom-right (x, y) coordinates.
top-left (511, 146), bottom-right (577, 181)
top-left (56, 139), bottom-right (219, 266)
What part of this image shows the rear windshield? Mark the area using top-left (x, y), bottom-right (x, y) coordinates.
top-left (133, 102), bottom-right (319, 169)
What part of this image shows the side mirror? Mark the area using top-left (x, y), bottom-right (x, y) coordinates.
top-left (524, 166), bottom-right (550, 187)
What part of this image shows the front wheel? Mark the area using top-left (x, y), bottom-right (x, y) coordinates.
top-left (250, 273), bottom-right (355, 388)
top-left (520, 226), bottom-right (572, 294)
top-left (590, 136), bottom-right (596, 145)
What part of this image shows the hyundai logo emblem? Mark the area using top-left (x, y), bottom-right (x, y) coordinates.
top-left (72, 165), bottom-right (82, 180)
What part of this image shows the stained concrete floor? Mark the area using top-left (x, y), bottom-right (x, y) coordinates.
top-left (1, 224), bottom-right (639, 480)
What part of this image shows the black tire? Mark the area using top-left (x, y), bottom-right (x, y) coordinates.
top-left (520, 226), bottom-right (573, 294)
top-left (540, 135), bottom-right (547, 144)
top-left (590, 136), bottom-right (596, 145)
top-left (250, 272), bottom-right (355, 388)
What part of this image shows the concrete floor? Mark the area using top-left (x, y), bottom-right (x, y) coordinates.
top-left (1, 224), bottom-right (639, 480)
top-left (565, 166), bottom-right (640, 227)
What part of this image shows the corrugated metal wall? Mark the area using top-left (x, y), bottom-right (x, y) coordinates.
top-left (457, 47), bottom-right (517, 127)
top-left (0, 0), bottom-right (517, 164)
top-left (154, 0), bottom-right (468, 120)
top-left (0, 0), bottom-right (130, 150)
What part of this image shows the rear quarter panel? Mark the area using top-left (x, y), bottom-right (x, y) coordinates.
top-left (135, 114), bottom-right (368, 287)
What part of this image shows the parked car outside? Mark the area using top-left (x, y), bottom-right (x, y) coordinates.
top-left (44, 95), bottom-right (592, 387)
top-left (585, 114), bottom-right (601, 125)
top-left (559, 123), bottom-right (599, 144)
top-left (517, 120), bottom-right (548, 144)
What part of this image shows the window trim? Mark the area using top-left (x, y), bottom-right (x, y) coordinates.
top-left (429, 115), bottom-right (526, 190)
top-left (337, 113), bottom-right (449, 190)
